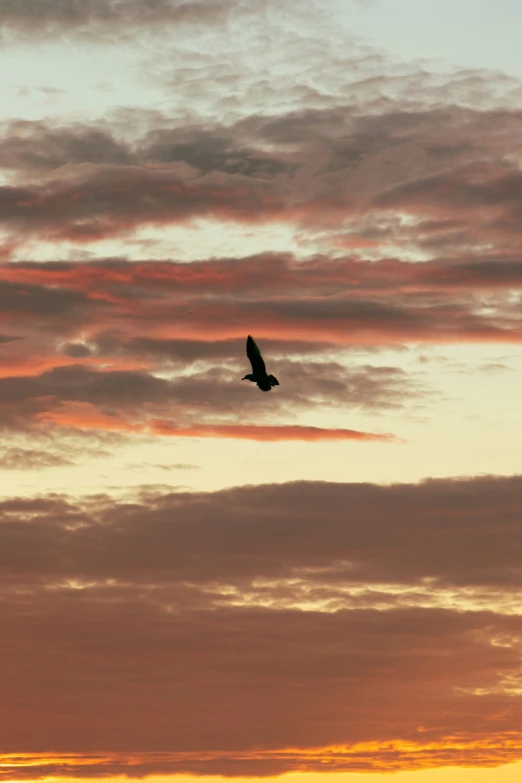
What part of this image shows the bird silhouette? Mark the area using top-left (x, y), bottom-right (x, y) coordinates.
top-left (242, 335), bottom-right (279, 391)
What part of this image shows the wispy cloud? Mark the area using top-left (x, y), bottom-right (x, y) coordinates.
top-left (0, 446), bottom-right (71, 469)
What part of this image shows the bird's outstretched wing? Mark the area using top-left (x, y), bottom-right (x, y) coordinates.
top-left (246, 335), bottom-right (266, 374)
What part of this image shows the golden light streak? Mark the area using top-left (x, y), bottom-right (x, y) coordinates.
top-left (3, 737), bottom-right (522, 779)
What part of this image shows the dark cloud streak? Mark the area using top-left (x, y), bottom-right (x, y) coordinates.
top-left (0, 0), bottom-right (236, 39)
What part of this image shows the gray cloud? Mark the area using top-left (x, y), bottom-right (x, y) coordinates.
top-left (0, 446), bottom-right (71, 469)
top-left (0, 279), bottom-right (101, 319)
top-left (0, 360), bottom-right (417, 437)
top-left (0, 0), bottom-right (236, 39)
top-left (1, 100), bottom-right (522, 259)
top-left (126, 461), bottom-right (199, 470)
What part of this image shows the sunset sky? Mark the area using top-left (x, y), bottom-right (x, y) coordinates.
top-left (2, 1), bottom-right (522, 782)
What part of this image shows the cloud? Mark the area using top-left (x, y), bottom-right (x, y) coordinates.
top-left (0, 278), bottom-right (102, 321)
top-left (2, 474), bottom-right (522, 589)
top-left (1, 11), bottom-right (522, 779)
top-left (0, 333), bottom-right (22, 343)
top-left (3, 91), bottom-right (522, 448)
top-left (0, 360), bottom-right (404, 442)
top-left (126, 461), bottom-right (199, 470)
top-left (0, 252), bottom-right (519, 444)
top-left (0, 446), bottom-right (71, 469)
top-left (3, 737), bottom-right (522, 778)
top-left (0, 0), bottom-right (236, 40)
top-left (0, 166), bottom-right (289, 242)
top-left (0, 123), bottom-right (135, 171)
top-left (148, 421), bottom-right (397, 441)
top-left (0, 270), bottom-right (435, 441)
top-left (2, 98), bottom-right (522, 254)
top-left (1, 475), bottom-right (522, 773)
top-left (7, 254), bottom-right (522, 297)
top-left (3, 256), bottom-right (522, 347)
top-left (1, 606), bottom-right (522, 771)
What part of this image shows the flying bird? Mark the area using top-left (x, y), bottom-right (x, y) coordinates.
top-left (242, 335), bottom-right (279, 392)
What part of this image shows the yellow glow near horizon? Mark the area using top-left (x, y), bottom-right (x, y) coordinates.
top-left (19, 765), bottom-right (522, 783)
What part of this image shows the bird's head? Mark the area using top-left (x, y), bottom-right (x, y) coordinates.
top-left (242, 374), bottom-right (255, 382)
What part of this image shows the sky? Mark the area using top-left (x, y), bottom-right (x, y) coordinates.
top-left (1, 0), bottom-right (522, 781)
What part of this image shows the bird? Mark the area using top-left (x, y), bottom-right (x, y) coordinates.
top-left (242, 335), bottom-right (279, 392)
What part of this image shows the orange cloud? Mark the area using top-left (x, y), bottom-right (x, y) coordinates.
top-left (150, 420), bottom-right (398, 442)
top-left (37, 405), bottom-right (396, 442)
top-left (35, 404), bottom-right (141, 434)
top-left (4, 255), bottom-right (522, 296)
top-left (2, 258), bottom-right (522, 353)
top-left (0, 353), bottom-right (148, 379)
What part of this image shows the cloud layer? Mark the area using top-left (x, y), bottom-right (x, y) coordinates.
top-left (2, 475), bottom-right (522, 776)
top-left (2, 6), bottom-right (522, 779)
top-left (1, 98), bottom-right (522, 249)
top-left (0, 248), bottom-right (520, 452)
top-left (2, 67), bottom-right (522, 463)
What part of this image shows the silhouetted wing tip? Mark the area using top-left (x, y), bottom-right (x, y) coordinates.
top-left (246, 335), bottom-right (266, 373)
